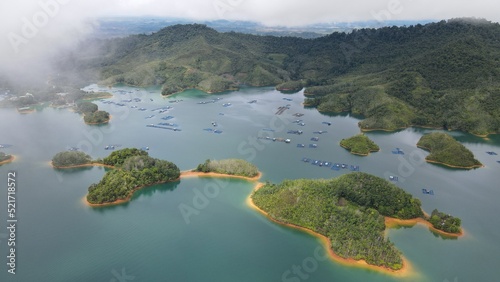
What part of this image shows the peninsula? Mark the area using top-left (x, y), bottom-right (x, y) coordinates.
top-left (251, 172), bottom-right (462, 272)
top-left (0, 152), bottom-right (14, 165)
top-left (417, 132), bottom-right (482, 169)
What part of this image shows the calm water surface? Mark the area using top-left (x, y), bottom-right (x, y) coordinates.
top-left (0, 86), bottom-right (499, 281)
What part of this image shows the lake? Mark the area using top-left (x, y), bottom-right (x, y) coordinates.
top-left (0, 86), bottom-right (499, 281)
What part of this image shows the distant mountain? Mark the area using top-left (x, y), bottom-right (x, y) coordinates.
top-left (71, 18), bottom-right (500, 135)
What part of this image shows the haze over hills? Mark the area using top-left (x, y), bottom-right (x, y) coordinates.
top-left (63, 18), bottom-right (500, 136)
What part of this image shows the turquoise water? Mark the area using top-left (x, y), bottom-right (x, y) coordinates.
top-left (0, 86), bottom-right (499, 281)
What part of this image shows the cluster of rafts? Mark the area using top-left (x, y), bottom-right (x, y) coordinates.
top-left (301, 157), bottom-right (360, 171)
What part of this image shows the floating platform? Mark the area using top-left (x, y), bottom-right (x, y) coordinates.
top-left (158, 123), bottom-right (178, 127)
top-left (67, 147), bottom-right (79, 151)
top-left (292, 113), bottom-right (304, 117)
top-left (140, 147), bottom-right (149, 151)
top-left (222, 103), bottom-right (232, 107)
top-left (138, 108), bottom-right (147, 111)
top-left (262, 128), bottom-right (275, 132)
top-left (392, 148), bottom-right (405, 155)
top-left (309, 144), bottom-right (318, 148)
top-left (486, 151), bottom-right (498, 155)
top-left (161, 116), bottom-right (174, 120)
top-left (422, 188), bottom-right (434, 195)
top-left (288, 130), bottom-right (303, 135)
top-left (322, 121), bottom-right (332, 126)
top-left (146, 124), bottom-right (181, 131)
top-left (248, 100), bottom-right (257, 104)
top-left (297, 144), bottom-right (305, 148)
top-left (145, 115), bottom-right (155, 119)
top-left (389, 176), bottom-right (399, 181)
top-left (331, 163), bottom-right (341, 171)
top-left (275, 106), bottom-right (288, 115)
top-left (302, 158), bottom-right (311, 163)
top-left (311, 137), bottom-right (319, 142)
top-left (350, 165), bottom-right (360, 171)
top-left (214, 130), bottom-right (223, 134)
top-left (0, 144), bottom-right (13, 148)
top-left (283, 98), bottom-right (293, 101)
top-left (313, 131), bottom-right (327, 134)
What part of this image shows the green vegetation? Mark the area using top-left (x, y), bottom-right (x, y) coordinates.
top-left (0, 152), bottom-right (12, 163)
top-left (84, 110), bottom-right (110, 124)
top-left (76, 101), bottom-right (98, 113)
top-left (52, 151), bottom-right (92, 167)
top-left (276, 80), bottom-right (305, 92)
top-left (252, 172), bottom-right (433, 270)
top-left (340, 134), bottom-right (380, 156)
top-left (76, 101), bottom-right (110, 124)
top-left (417, 132), bottom-right (482, 168)
top-left (195, 159), bottom-right (259, 178)
top-left (70, 19), bottom-right (500, 135)
top-left (428, 209), bottom-right (462, 234)
top-left (87, 149), bottom-right (180, 205)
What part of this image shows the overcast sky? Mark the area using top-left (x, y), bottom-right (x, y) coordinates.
top-left (0, 0), bottom-right (498, 80)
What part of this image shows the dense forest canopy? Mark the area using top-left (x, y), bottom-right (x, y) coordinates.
top-left (417, 132), bottom-right (482, 168)
top-left (66, 18), bottom-right (500, 135)
top-left (87, 148), bottom-right (180, 204)
top-left (195, 159), bottom-right (259, 177)
top-left (252, 172), bottom-right (460, 270)
top-left (340, 134), bottom-right (380, 156)
top-left (52, 151), bottom-right (92, 167)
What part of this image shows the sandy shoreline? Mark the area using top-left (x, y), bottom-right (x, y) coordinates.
top-left (50, 162), bottom-right (115, 170)
top-left (247, 183), bottom-right (414, 277)
top-left (79, 170), bottom-right (261, 207)
top-left (385, 217), bottom-right (464, 238)
top-left (0, 155), bottom-right (16, 165)
top-left (180, 170), bottom-right (262, 182)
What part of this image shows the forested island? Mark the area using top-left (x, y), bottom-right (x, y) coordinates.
top-left (340, 134), bottom-right (380, 156)
top-left (195, 159), bottom-right (260, 178)
top-left (417, 132), bottom-right (482, 169)
top-left (251, 172), bottom-right (462, 271)
top-left (86, 148), bottom-right (180, 205)
top-left (76, 101), bottom-right (110, 125)
top-left (0, 152), bottom-right (13, 165)
top-left (52, 151), bottom-right (92, 168)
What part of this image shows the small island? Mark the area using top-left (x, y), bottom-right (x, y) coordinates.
top-left (251, 172), bottom-right (462, 272)
top-left (76, 101), bottom-right (110, 125)
top-left (194, 159), bottom-right (260, 179)
top-left (86, 148), bottom-right (180, 205)
top-left (417, 132), bottom-right (482, 169)
top-left (340, 134), bottom-right (380, 156)
top-left (0, 152), bottom-right (14, 165)
top-left (52, 151), bottom-right (92, 168)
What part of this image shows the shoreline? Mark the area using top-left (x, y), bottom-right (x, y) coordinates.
top-left (180, 170), bottom-right (262, 182)
top-left (84, 114), bottom-right (112, 125)
top-left (50, 162), bottom-right (116, 170)
top-left (339, 143), bottom-right (379, 156)
top-left (385, 217), bottom-right (464, 238)
top-left (0, 155), bottom-right (16, 165)
top-left (247, 184), bottom-right (413, 277)
top-left (81, 170), bottom-right (262, 207)
top-left (82, 178), bottom-right (180, 207)
top-left (417, 145), bottom-right (483, 169)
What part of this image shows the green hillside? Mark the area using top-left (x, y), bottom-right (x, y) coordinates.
top-left (73, 19), bottom-right (500, 135)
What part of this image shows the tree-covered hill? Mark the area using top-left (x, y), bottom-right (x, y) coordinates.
top-left (71, 19), bottom-right (500, 135)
